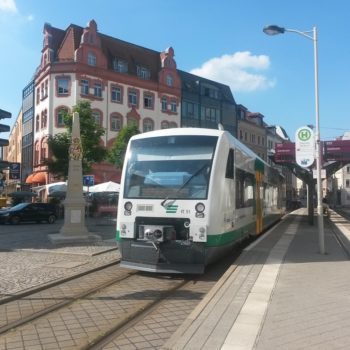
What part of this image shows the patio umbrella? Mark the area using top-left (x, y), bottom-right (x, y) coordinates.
top-left (8, 191), bottom-right (38, 198)
top-left (48, 190), bottom-right (66, 199)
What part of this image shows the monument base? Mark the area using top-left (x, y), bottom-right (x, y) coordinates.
top-left (49, 232), bottom-right (101, 245)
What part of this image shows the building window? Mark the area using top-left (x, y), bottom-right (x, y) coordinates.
top-left (170, 100), bottom-right (177, 113)
top-left (161, 97), bottom-right (167, 111)
top-left (127, 118), bottom-right (138, 127)
top-left (111, 115), bottom-right (122, 131)
top-left (144, 94), bottom-right (153, 109)
top-left (143, 119), bottom-right (154, 132)
top-left (94, 83), bottom-right (102, 98)
top-left (347, 166), bottom-right (350, 173)
top-left (92, 111), bottom-right (101, 125)
top-left (41, 110), bottom-right (47, 129)
top-left (161, 121), bottom-right (169, 129)
top-left (137, 65), bottom-right (150, 80)
top-left (113, 58), bottom-right (128, 73)
top-left (57, 78), bottom-right (69, 95)
top-left (36, 88), bottom-right (40, 104)
top-left (166, 74), bottom-right (173, 86)
top-left (36, 115), bottom-right (40, 131)
top-left (128, 91), bottom-right (137, 106)
top-left (88, 52), bottom-right (96, 66)
top-left (44, 80), bottom-right (48, 97)
top-left (346, 179), bottom-right (350, 188)
top-left (56, 108), bottom-right (67, 127)
top-left (239, 130), bottom-right (243, 139)
top-left (111, 86), bottom-right (122, 102)
top-left (81, 80), bottom-right (89, 95)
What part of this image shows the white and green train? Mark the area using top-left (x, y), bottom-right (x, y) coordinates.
top-left (116, 127), bottom-right (286, 274)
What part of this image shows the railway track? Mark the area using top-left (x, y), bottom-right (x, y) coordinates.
top-left (0, 247), bottom-right (241, 349)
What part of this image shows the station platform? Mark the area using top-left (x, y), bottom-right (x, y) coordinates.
top-left (164, 208), bottom-right (350, 349)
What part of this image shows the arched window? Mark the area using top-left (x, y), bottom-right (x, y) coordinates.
top-left (92, 110), bottom-right (102, 125)
top-left (127, 117), bottom-right (138, 127)
top-left (161, 121), bottom-right (169, 129)
top-left (56, 107), bottom-right (68, 127)
top-left (110, 114), bottom-right (123, 131)
top-left (143, 118), bottom-right (154, 132)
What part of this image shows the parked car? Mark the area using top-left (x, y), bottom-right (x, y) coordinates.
top-left (0, 203), bottom-right (57, 225)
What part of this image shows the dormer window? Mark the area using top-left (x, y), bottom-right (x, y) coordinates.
top-left (137, 65), bottom-right (150, 80)
top-left (113, 58), bottom-right (128, 73)
top-left (88, 52), bottom-right (96, 66)
top-left (166, 74), bottom-right (173, 87)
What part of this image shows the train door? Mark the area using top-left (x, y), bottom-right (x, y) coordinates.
top-left (255, 170), bottom-right (263, 235)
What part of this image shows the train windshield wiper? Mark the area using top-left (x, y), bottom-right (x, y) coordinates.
top-left (160, 164), bottom-right (208, 207)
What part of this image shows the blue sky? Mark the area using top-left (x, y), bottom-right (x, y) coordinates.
top-left (0, 0), bottom-right (349, 141)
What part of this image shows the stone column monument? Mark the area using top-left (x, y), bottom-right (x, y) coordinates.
top-left (50, 112), bottom-right (100, 244)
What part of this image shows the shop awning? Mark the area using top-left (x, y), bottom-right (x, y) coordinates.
top-left (32, 172), bottom-right (46, 184)
top-left (25, 174), bottom-right (34, 184)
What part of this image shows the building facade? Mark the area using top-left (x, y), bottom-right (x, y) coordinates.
top-left (27, 19), bottom-right (181, 185)
top-left (179, 70), bottom-right (237, 136)
top-left (237, 108), bottom-right (267, 161)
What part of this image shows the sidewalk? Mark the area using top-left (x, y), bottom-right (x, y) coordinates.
top-left (0, 218), bottom-right (119, 301)
top-left (165, 208), bottom-right (350, 350)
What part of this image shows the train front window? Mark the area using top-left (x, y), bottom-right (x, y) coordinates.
top-left (124, 135), bottom-right (217, 199)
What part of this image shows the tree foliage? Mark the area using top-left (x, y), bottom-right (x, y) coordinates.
top-left (45, 101), bottom-right (107, 178)
top-left (107, 124), bottom-right (140, 169)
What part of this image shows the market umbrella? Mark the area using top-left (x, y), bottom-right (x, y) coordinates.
top-left (8, 191), bottom-right (38, 198)
top-left (48, 190), bottom-right (66, 199)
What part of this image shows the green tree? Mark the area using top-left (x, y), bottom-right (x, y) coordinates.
top-left (107, 124), bottom-right (140, 169)
top-left (45, 101), bottom-right (107, 178)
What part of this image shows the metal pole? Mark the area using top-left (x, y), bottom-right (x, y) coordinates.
top-left (313, 27), bottom-right (325, 254)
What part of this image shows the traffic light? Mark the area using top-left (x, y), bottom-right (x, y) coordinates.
top-left (0, 108), bottom-right (11, 147)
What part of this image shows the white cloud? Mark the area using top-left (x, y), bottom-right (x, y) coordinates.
top-left (190, 51), bottom-right (276, 92)
top-left (26, 14), bottom-right (34, 21)
top-left (0, 0), bottom-right (17, 13)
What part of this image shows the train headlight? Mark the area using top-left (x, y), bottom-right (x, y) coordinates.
top-left (124, 201), bottom-right (133, 211)
top-left (195, 202), bottom-right (205, 217)
top-left (195, 202), bottom-right (205, 213)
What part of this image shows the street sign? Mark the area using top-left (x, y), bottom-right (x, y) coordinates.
top-left (0, 109), bottom-right (11, 119)
top-left (0, 139), bottom-right (9, 147)
top-left (0, 124), bottom-right (10, 132)
top-left (324, 140), bottom-right (350, 161)
top-left (83, 175), bottom-right (94, 186)
top-left (275, 142), bottom-right (296, 163)
top-left (295, 126), bottom-right (315, 168)
top-left (9, 162), bottom-right (21, 180)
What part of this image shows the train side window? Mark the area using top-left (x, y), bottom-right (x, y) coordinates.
top-left (225, 149), bottom-right (234, 179)
top-left (235, 168), bottom-right (244, 208)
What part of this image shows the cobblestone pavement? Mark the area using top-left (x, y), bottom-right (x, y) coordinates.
top-left (0, 218), bottom-right (119, 299)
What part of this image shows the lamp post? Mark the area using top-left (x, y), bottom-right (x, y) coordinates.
top-left (263, 24), bottom-right (325, 254)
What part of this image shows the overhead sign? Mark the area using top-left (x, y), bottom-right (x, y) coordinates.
top-left (275, 142), bottom-right (296, 163)
top-left (9, 162), bottom-right (21, 180)
top-left (324, 140), bottom-right (350, 161)
top-left (0, 109), bottom-right (11, 119)
top-left (295, 126), bottom-right (315, 168)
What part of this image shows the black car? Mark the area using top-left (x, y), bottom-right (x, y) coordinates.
top-left (0, 203), bottom-right (57, 225)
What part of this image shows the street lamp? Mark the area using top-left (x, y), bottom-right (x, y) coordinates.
top-left (263, 24), bottom-right (325, 254)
